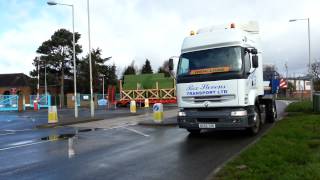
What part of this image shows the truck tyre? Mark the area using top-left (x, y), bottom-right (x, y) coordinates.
top-left (266, 101), bottom-right (277, 123)
top-left (187, 129), bottom-right (201, 135)
top-left (247, 106), bottom-right (261, 135)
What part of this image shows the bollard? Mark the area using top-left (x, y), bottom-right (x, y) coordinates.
top-left (130, 100), bottom-right (136, 113)
top-left (153, 103), bottom-right (163, 123)
top-left (33, 100), bottom-right (39, 111)
top-left (48, 106), bottom-right (58, 123)
top-left (144, 99), bottom-right (149, 108)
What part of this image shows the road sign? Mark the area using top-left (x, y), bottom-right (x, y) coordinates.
top-left (153, 103), bottom-right (163, 123)
top-left (48, 106), bottom-right (58, 123)
top-left (280, 78), bottom-right (287, 89)
top-left (130, 100), bottom-right (136, 113)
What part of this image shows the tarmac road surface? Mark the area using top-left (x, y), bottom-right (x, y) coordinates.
top-left (0, 101), bottom-right (287, 180)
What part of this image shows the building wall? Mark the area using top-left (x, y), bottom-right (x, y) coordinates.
top-left (0, 86), bottom-right (32, 103)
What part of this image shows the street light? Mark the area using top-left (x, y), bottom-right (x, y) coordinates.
top-left (87, 0), bottom-right (94, 118)
top-left (101, 75), bottom-right (105, 99)
top-left (37, 57), bottom-right (40, 100)
top-left (289, 18), bottom-right (313, 100)
top-left (48, 1), bottom-right (78, 118)
top-left (288, 18), bottom-right (311, 72)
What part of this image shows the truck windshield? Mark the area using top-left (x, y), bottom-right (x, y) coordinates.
top-left (178, 46), bottom-right (242, 76)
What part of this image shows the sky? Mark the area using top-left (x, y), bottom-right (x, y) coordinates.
top-left (0, 0), bottom-right (319, 77)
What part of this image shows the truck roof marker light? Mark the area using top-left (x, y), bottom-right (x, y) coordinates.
top-left (230, 23), bottom-right (236, 28)
top-left (190, 30), bottom-right (196, 36)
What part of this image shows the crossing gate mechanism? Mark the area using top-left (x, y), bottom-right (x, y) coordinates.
top-left (30, 95), bottom-right (51, 108)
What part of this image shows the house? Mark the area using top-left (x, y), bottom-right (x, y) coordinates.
top-left (0, 73), bottom-right (33, 96)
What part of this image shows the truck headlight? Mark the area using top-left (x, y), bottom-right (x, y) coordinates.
top-left (231, 110), bottom-right (247, 117)
top-left (178, 111), bottom-right (186, 117)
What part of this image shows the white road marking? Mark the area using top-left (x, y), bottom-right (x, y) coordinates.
top-left (121, 127), bottom-right (150, 137)
top-left (0, 140), bottom-right (53, 151)
top-left (0, 133), bottom-right (15, 136)
top-left (4, 129), bottom-right (34, 132)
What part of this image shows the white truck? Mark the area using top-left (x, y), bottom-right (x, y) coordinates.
top-left (175, 22), bottom-right (277, 135)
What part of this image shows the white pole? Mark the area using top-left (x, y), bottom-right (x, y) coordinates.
top-left (102, 76), bottom-right (105, 99)
top-left (307, 18), bottom-right (313, 101)
top-left (37, 56), bottom-right (40, 100)
top-left (87, 0), bottom-right (94, 118)
top-left (45, 60), bottom-right (47, 96)
top-left (307, 18), bottom-right (311, 73)
top-left (71, 5), bottom-right (78, 118)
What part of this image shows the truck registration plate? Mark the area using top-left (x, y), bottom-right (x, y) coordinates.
top-left (199, 124), bottom-right (216, 128)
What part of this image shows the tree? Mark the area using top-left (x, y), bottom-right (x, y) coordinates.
top-left (157, 60), bottom-right (171, 77)
top-left (78, 48), bottom-right (117, 93)
top-left (311, 61), bottom-right (320, 91)
top-left (311, 61), bottom-right (320, 79)
top-left (123, 61), bottom-right (137, 76)
top-left (141, 59), bottom-right (153, 74)
top-left (30, 29), bottom-right (82, 107)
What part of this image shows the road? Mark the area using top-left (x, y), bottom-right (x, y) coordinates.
top-left (0, 101), bottom-right (288, 180)
top-left (0, 106), bottom-right (176, 131)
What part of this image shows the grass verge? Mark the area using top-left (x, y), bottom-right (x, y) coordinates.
top-left (214, 101), bottom-right (320, 180)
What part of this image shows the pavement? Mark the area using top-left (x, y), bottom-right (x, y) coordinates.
top-left (0, 101), bottom-right (288, 180)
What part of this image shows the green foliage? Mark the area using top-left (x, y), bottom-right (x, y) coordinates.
top-left (29, 29), bottom-right (83, 96)
top-left (215, 112), bottom-right (320, 180)
top-left (157, 60), bottom-right (171, 77)
top-left (314, 80), bottom-right (320, 91)
top-left (285, 101), bottom-right (313, 113)
top-left (311, 61), bottom-right (320, 80)
top-left (123, 61), bottom-right (137, 76)
top-left (78, 48), bottom-right (117, 93)
top-left (141, 59), bottom-right (153, 74)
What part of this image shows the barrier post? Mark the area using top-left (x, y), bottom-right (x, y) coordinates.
top-left (33, 100), bottom-right (39, 111)
top-left (48, 106), bottom-right (58, 123)
top-left (144, 99), bottom-right (149, 108)
top-left (130, 100), bottom-right (136, 113)
top-left (153, 103), bottom-right (163, 123)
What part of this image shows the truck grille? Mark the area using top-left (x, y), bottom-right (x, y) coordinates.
top-left (182, 95), bottom-right (235, 103)
top-left (197, 118), bottom-right (220, 123)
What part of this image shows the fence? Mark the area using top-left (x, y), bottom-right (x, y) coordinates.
top-left (0, 95), bottom-right (19, 111)
top-left (29, 95), bottom-right (51, 108)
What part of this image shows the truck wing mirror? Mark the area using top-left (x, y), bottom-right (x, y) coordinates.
top-left (252, 55), bottom-right (259, 68)
top-left (168, 58), bottom-right (174, 71)
top-left (251, 48), bottom-right (258, 54)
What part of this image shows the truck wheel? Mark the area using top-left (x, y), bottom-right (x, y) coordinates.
top-left (266, 101), bottom-right (277, 123)
top-left (187, 129), bottom-right (201, 135)
top-left (247, 106), bottom-right (261, 135)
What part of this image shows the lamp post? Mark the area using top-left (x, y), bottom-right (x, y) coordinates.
top-left (102, 75), bottom-right (105, 99)
top-left (48, 1), bottom-right (78, 118)
top-left (37, 57), bottom-right (40, 100)
top-left (289, 18), bottom-right (313, 100)
top-left (44, 59), bottom-right (47, 97)
top-left (289, 18), bottom-right (311, 72)
top-left (86, 0), bottom-right (94, 118)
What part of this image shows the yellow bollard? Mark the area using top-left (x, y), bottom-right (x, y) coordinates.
top-left (48, 106), bottom-right (58, 123)
top-left (153, 103), bottom-right (163, 123)
top-left (130, 100), bottom-right (136, 113)
top-left (144, 99), bottom-right (149, 108)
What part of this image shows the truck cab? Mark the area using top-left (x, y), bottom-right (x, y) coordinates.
top-left (176, 22), bottom-right (277, 135)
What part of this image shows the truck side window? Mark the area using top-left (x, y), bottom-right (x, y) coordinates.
top-left (178, 58), bottom-right (190, 75)
top-left (244, 50), bottom-right (251, 73)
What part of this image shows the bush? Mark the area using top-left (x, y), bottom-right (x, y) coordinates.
top-left (285, 101), bottom-right (313, 113)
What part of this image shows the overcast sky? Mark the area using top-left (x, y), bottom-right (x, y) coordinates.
top-left (0, 0), bottom-right (319, 77)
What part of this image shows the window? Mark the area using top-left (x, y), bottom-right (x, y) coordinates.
top-left (243, 49), bottom-right (251, 73)
top-left (177, 46), bottom-right (242, 76)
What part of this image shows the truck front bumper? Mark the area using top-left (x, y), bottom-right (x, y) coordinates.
top-left (177, 107), bottom-right (255, 130)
